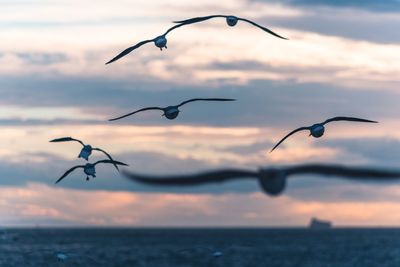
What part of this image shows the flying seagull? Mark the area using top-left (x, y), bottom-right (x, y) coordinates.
top-left (123, 164), bottom-right (400, 196)
top-left (109, 98), bottom-right (236, 121)
top-left (50, 137), bottom-right (121, 171)
top-left (55, 160), bottom-right (128, 184)
top-left (270, 116), bottom-right (378, 152)
top-left (173, 15), bottom-right (287, 40)
top-left (106, 23), bottom-right (187, 64)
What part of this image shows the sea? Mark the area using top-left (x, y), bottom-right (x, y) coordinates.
top-left (0, 228), bottom-right (399, 267)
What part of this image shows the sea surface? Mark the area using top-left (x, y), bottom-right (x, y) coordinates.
top-left (0, 228), bottom-right (399, 267)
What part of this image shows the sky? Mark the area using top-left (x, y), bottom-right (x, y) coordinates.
top-left (0, 0), bottom-right (400, 227)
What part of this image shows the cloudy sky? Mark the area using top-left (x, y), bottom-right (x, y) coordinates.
top-left (1, 0), bottom-right (400, 227)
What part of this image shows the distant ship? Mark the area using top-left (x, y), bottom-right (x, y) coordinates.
top-left (308, 217), bottom-right (332, 230)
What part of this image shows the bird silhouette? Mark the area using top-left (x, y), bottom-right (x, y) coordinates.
top-left (123, 164), bottom-right (400, 196)
top-left (109, 98), bottom-right (236, 121)
top-left (173, 15), bottom-right (287, 40)
top-left (106, 23), bottom-right (188, 64)
top-left (50, 137), bottom-right (121, 171)
top-left (55, 160), bottom-right (128, 184)
top-left (270, 116), bottom-right (377, 152)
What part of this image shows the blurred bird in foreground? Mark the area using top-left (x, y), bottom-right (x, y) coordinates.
top-left (123, 164), bottom-right (400, 196)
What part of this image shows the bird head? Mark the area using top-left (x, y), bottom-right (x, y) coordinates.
top-left (258, 168), bottom-right (287, 196)
top-left (226, 16), bottom-right (238, 26)
top-left (310, 124), bottom-right (325, 138)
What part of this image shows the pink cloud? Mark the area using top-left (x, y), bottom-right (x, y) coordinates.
top-left (0, 183), bottom-right (400, 227)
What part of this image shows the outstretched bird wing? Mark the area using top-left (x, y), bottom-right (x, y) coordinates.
top-left (173, 15), bottom-right (226, 24)
top-left (238, 17), bottom-right (288, 40)
top-left (270, 127), bottom-right (310, 152)
top-left (178, 98), bottom-right (236, 107)
top-left (49, 137), bottom-right (85, 146)
top-left (322, 116), bottom-right (378, 125)
top-left (92, 148), bottom-right (120, 171)
top-left (55, 165), bottom-right (84, 184)
top-left (163, 23), bottom-right (192, 35)
top-left (123, 169), bottom-right (258, 186)
top-left (106, 39), bottom-right (154, 64)
top-left (109, 107), bottom-right (164, 121)
top-left (284, 164), bottom-right (400, 180)
top-left (93, 159), bottom-right (128, 167)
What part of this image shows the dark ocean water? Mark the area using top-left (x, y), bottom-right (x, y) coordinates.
top-left (0, 228), bottom-right (399, 267)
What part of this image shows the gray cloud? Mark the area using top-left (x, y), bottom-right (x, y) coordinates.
top-left (0, 150), bottom-right (259, 194)
top-left (269, 0), bottom-right (400, 12)
top-left (0, 75), bottom-right (398, 128)
top-left (1, 145), bottom-right (399, 203)
top-left (15, 52), bottom-right (68, 65)
top-left (317, 137), bottom-right (400, 166)
top-left (0, 118), bottom-right (101, 126)
top-left (267, 10), bottom-right (400, 44)
top-left (220, 140), bottom-right (273, 155)
top-left (246, 0), bottom-right (400, 44)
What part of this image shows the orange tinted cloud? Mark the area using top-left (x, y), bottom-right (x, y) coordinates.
top-left (1, 183), bottom-right (400, 226)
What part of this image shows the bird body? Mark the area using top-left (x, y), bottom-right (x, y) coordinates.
top-left (79, 145), bottom-right (93, 160)
top-left (83, 163), bottom-right (96, 179)
top-left (226, 16), bottom-right (238, 26)
top-left (163, 106), bottom-right (180, 119)
top-left (258, 168), bottom-right (287, 196)
top-left (109, 98), bottom-right (235, 121)
top-left (270, 116), bottom-right (377, 152)
top-left (310, 123), bottom-right (325, 138)
top-left (154, 36), bottom-right (168, 49)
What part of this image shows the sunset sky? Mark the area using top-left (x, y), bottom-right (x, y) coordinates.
top-left (1, 0), bottom-right (400, 227)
